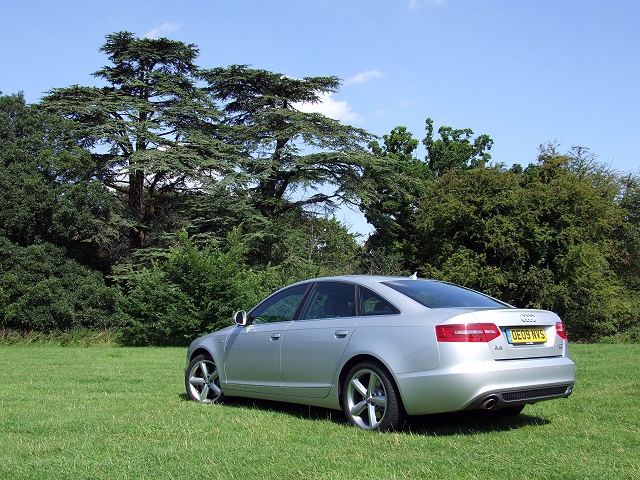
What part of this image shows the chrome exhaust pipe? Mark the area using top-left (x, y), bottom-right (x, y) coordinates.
top-left (481, 395), bottom-right (499, 410)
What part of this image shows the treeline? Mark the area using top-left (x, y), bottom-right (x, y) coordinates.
top-left (1, 32), bottom-right (638, 344)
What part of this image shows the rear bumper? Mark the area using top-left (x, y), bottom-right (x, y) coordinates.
top-left (395, 356), bottom-right (575, 415)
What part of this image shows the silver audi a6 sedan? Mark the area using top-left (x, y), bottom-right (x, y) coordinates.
top-left (185, 275), bottom-right (575, 431)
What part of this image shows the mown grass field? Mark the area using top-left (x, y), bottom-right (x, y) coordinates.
top-left (0, 344), bottom-right (638, 479)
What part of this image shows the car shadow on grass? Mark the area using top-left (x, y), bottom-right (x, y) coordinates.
top-left (180, 393), bottom-right (550, 435)
top-left (403, 410), bottom-right (551, 436)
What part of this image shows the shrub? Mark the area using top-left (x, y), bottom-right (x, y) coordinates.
top-left (118, 229), bottom-right (282, 346)
top-left (0, 237), bottom-right (123, 331)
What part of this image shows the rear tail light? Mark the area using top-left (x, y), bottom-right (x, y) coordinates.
top-left (436, 323), bottom-right (501, 342)
top-left (555, 321), bottom-right (568, 340)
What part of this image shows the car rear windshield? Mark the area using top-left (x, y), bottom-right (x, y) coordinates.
top-left (381, 280), bottom-right (510, 309)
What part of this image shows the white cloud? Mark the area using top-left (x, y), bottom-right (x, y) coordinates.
top-left (295, 92), bottom-right (363, 124)
top-left (409, 0), bottom-right (448, 8)
top-left (344, 70), bottom-right (383, 86)
top-left (144, 23), bottom-right (180, 39)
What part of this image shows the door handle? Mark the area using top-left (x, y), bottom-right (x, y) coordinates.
top-left (270, 333), bottom-right (281, 340)
top-left (334, 330), bottom-right (349, 338)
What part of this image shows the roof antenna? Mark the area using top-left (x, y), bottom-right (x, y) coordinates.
top-left (410, 272), bottom-right (418, 280)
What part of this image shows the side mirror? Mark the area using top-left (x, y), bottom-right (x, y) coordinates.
top-left (233, 310), bottom-right (248, 326)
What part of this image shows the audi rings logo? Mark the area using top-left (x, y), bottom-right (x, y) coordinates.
top-left (520, 313), bottom-right (537, 323)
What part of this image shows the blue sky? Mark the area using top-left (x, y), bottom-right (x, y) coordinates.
top-left (2, 0), bottom-right (639, 234)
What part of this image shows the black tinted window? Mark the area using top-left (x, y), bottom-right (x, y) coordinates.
top-left (360, 287), bottom-right (398, 315)
top-left (249, 284), bottom-right (309, 323)
top-left (302, 282), bottom-right (357, 319)
top-left (382, 280), bottom-right (509, 309)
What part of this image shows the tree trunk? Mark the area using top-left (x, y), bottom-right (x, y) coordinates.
top-left (129, 169), bottom-right (145, 247)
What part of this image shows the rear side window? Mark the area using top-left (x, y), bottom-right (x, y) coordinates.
top-left (302, 282), bottom-right (357, 319)
top-left (382, 280), bottom-right (509, 309)
top-left (360, 287), bottom-right (399, 315)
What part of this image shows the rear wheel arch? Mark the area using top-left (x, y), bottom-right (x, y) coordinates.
top-left (340, 358), bottom-right (407, 430)
top-left (337, 355), bottom-right (402, 409)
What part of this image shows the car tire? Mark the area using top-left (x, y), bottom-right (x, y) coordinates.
top-left (185, 354), bottom-right (226, 404)
top-left (342, 361), bottom-right (405, 431)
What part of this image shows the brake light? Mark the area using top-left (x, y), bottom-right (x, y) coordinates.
top-left (555, 322), bottom-right (568, 340)
top-left (435, 323), bottom-right (501, 342)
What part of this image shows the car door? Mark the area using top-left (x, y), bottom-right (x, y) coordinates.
top-left (222, 284), bottom-right (309, 395)
top-left (280, 282), bottom-right (359, 398)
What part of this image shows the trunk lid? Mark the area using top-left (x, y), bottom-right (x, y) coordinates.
top-left (470, 309), bottom-right (565, 360)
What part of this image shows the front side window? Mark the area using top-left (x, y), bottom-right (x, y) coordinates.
top-left (302, 282), bottom-right (357, 319)
top-left (249, 284), bottom-right (310, 324)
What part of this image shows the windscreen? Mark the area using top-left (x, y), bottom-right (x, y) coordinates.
top-left (381, 280), bottom-right (510, 309)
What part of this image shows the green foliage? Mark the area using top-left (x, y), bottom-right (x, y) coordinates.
top-left (362, 118), bottom-right (492, 262)
top-left (117, 214), bottom-right (363, 346)
top-left (118, 229), bottom-right (282, 346)
top-left (558, 243), bottom-right (632, 339)
top-left (202, 64), bottom-right (374, 219)
top-left (0, 237), bottom-right (123, 332)
top-left (0, 92), bottom-right (124, 271)
top-left (243, 210), bottom-right (364, 277)
top-left (41, 32), bottom-right (231, 248)
top-left (360, 248), bottom-right (410, 276)
top-left (175, 186), bottom-right (265, 244)
top-left (363, 126), bottom-right (429, 257)
top-left (412, 145), bottom-right (639, 340)
top-left (3, 32), bottom-right (639, 344)
top-left (301, 215), bottom-right (363, 275)
top-left (614, 173), bottom-right (640, 290)
top-left (423, 117), bottom-right (494, 176)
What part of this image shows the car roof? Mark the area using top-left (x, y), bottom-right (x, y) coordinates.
top-left (283, 275), bottom-right (510, 309)
top-left (290, 275), bottom-right (436, 287)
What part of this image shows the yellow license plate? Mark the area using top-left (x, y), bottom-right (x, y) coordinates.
top-left (507, 328), bottom-right (547, 344)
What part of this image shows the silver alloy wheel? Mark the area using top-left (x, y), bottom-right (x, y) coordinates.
top-left (187, 358), bottom-right (223, 403)
top-left (346, 367), bottom-right (388, 429)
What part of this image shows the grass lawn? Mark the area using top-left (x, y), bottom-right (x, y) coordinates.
top-left (0, 344), bottom-right (638, 479)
